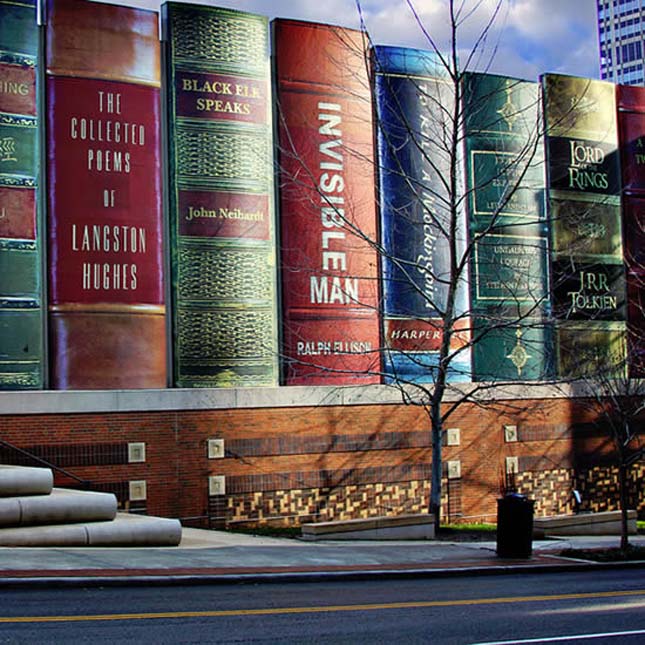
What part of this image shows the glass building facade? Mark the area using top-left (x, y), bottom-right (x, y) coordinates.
top-left (597, 0), bottom-right (645, 85)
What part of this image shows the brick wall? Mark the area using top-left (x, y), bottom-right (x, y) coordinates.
top-left (0, 391), bottom-right (642, 526)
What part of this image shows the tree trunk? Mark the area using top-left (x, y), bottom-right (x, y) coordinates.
top-left (618, 461), bottom-right (629, 551)
top-left (429, 403), bottom-right (443, 528)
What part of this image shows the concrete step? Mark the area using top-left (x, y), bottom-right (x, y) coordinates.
top-left (0, 465), bottom-right (182, 547)
top-left (533, 510), bottom-right (638, 538)
top-left (0, 488), bottom-right (117, 527)
top-left (0, 512), bottom-right (182, 547)
top-left (301, 513), bottom-right (436, 541)
top-left (0, 465), bottom-right (53, 497)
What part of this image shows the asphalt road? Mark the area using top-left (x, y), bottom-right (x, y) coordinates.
top-left (0, 569), bottom-right (643, 644)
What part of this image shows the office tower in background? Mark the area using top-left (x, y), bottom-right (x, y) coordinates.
top-left (597, 0), bottom-right (645, 86)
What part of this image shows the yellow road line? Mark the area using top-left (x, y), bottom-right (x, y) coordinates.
top-left (0, 589), bottom-right (644, 624)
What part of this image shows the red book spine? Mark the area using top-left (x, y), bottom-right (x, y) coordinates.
top-left (617, 84), bottom-right (645, 377)
top-left (274, 20), bottom-right (381, 385)
top-left (46, 0), bottom-right (166, 389)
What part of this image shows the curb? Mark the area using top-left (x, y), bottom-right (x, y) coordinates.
top-left (1, 559), bottom-right (644, 588)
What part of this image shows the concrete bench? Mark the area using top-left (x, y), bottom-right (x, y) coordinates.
top-left (0, 465), bottom-right (53, 497)
top-left (533, 510), bottom-right (637, 538)
top-left (0, 513), bottom-right (182, 547)
top-left (301, 513), bottom-right (435, 541)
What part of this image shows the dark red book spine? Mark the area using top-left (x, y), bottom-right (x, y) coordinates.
top-left (46, 0), bottom-right (166, 389)
top-left (273, 19), bottom-right (381, 385)
top-left (617, 84), bottom-right (645, 377)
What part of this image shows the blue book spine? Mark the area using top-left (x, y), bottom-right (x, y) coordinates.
top-left (373, 46), bottom-right (471, 383)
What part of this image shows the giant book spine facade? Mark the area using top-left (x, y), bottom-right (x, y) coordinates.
top-left (542, 74), bottom-right (627, 378)
top-left (617, 84), bottom-right (645, 377)
top-left (372, 46), bottom-right (470, 383)
top-left (163, 3), bottom-right (278, 387)
top-left (274, 19), bottom-right (381, 385)
top-left (0, 0), bottom-right (43, 389)
top-left (463, 72), bottom-right (551, 381)
top-left (45, 0), bottom-right (166, 389)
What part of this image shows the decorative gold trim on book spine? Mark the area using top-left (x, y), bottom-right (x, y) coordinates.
top-left (49, 303), bottom-right (165, 315)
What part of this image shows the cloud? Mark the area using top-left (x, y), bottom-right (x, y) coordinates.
top-left (112, 0), bottom-right (599, 81)
top-left (220, 0), bottom-right (365, 27)
top-left (503, 0), bottom-right (600, 79)
top-left (356, 0), bottom-right (599, 81)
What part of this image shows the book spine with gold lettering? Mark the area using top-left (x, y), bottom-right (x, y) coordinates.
top-left (372, 45), bottom-right (470, 384)
top-left (162, 2), bottom-right (278, 388)
top-left (45, 0), bottom-right (166, 389)
top-left (617, 84), bottom-right (645, 378)
top-left (274, 19), bottom-right (381, 385)
top-left (0, 0), bottom-right (43, 389)
top-left (462, 72), bottom-right (552, 382)
top-left (542, 74), bottom-right (627, 378)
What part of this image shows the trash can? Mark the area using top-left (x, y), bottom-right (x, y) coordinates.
top-left (496, 493), bottom-right (534, 558)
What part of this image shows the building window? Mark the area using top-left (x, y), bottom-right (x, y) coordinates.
top-left (621, 40), bottom-right (643, 63)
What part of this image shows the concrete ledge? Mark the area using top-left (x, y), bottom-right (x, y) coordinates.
top-left (533, 510), bottom-right (638, 538)
top-left (0, 488), bottom-right (117, 527)
top-left (0, 466), bottom-right (53, 497)
top-left (301, 514), bottom-right (435, 541)
top-left (0, 381), bottom-right (592, 415)
top-left (0, 513), bottom-right (182, 547)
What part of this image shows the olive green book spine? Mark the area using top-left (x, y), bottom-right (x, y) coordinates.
top-left (162, 2), bottom-right (279, 387)
top-left (542, 74), bottom-right (627, 378)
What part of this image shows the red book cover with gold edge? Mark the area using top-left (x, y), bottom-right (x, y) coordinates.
top-left (46, 0), bottom-right (166, 388)
top-left (273, 19), bottom-right (381, 385)
top-left (617, 84), bottom-right (645, 377)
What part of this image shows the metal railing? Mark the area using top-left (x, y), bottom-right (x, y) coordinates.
top-left (0, 439), bottom-right (91, 489)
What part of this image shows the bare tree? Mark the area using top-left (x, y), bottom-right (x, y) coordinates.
top-left (568, 339), bottom-right (644, 550)
top-left (372, 0), bottom-right (551, 526)
top-left (275, 0), bottom-right (554, 528)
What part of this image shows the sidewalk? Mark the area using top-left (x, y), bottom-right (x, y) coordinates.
top-left (0, 530), bottom-right (643, 587)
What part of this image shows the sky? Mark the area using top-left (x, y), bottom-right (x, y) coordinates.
top-left (122, 0), bottom-right (600, 82)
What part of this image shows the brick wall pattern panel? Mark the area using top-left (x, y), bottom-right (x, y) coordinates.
top-left (516, 463), bottom-right (644, 517)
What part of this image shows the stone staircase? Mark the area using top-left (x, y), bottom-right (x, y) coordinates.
top-left (0, 465), bottom-right (181, 546)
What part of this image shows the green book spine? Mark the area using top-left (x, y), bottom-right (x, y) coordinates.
top-left (163, 3), bottom-right (279, 387)
top-left (463, 72), bottom-right (552, 381)
top-left (542, 74), bottom-right (627, 378)
top-left (0, 0), bottom-right (43, 389)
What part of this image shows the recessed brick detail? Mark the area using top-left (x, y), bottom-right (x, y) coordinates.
top-left (0, 442), bottom-right (128, 467)
top-left (226, 430), bottom-right (432, 458)
top-left (518, 422), bottom-right (613, 443)
top-left (223, 463), bottom-right (432, 495)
